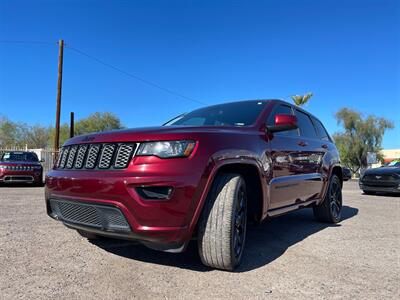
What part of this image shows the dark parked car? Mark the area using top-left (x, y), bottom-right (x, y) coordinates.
top-left (342, 167), bottom-right (352, 181)
top-left (45, 100), bottom-right (343, 270)
top-left (0, 151), bottom-right (43, 185)
top-left (359, 160), bottom-right (400, 195)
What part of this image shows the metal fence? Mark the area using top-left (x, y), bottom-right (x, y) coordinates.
top-left (0, 147), bottom-right (59, 181)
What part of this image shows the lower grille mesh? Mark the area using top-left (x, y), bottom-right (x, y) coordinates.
top-left (49, 199), bottom-right (131, 232)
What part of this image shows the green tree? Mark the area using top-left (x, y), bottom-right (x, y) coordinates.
top-left (333, 108), bottom-right (394, 173)
top-left (75, 112), bottom-right (123, 136)
top-left (0, 116), bottom-right (27, 148)
top-left (49, 112), bottom-right (124, 146)
top-left (25, 125), bottom-right (51, 148)
top-left (49, 124), bottom-right (70, 148)
top-left (291, 92), bottom-right (313, 106)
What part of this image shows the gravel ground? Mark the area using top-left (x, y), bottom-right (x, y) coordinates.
top-left (0, 181), bottom-right (399, 299)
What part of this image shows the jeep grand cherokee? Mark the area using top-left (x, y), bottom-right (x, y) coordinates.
top-left (45, 100), bottom-right (343, 271)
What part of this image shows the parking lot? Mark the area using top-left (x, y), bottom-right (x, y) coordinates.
top-left (0, 181), bottom-right (399, 299)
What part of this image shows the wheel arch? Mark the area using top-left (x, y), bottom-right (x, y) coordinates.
top-left (209, 161), bottom-right (265, 223)
top-left (331, 165), bottom-right (343, 187)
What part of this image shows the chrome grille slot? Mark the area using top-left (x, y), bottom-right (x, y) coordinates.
top-left (85, 144), bottom-right (101, 169)
top-left (56, 143), bottom-right (137, 170)
top-left (56, 148), bottom-right (64, 167)
top-left (99, 144), bottom-right (116, 169)
top-left (66, 146), bottom-right (78, 169)
top-left (59, 147), bottom-right (70, 168)
top-left (115, 144), bottom-right (134, 168)
top-left (74, 145), bottom-right (88, 169)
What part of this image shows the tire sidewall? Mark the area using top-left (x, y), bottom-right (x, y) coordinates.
top-left (328, 175), bottom-right (342, 223)
top-left (229, 177), bottom-right (247, 268)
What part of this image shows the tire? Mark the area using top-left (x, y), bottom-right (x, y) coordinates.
top-left (313, 174), bottom-right (342, 223)
top-left (197, 173), bottom-right (247, 271)
top-left (77, 230), bottom-right (101, 240)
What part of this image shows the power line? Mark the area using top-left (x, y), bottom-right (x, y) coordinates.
top-left (0, 40), bottom-right (56, 45)
top-left (0, 40), bottom-right (205, 106)
top-left (65, 45), bottom-right (206, 105)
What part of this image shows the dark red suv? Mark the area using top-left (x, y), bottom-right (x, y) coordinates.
top-left (45, 100), bottom-right (343, 270)
top-left (0, 151), bottom-right (43, 185)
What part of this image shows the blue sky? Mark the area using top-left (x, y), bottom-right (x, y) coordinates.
top-left (0, 0), bottom-right (399, 148)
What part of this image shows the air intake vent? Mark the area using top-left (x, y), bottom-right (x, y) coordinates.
top-left (49, 199), bottom-right (131, 232)
top-left (56, 143), bottom-right (137, 170)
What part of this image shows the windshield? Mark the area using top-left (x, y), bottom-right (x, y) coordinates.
top-left (1, 151), bottom-right (39, 162)
top-left (164, 101), bottom-right (268, 127)
top-left (387, 160), bottom-right (400, 167)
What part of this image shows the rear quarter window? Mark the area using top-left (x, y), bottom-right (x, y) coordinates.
top-left (312, 117), bottom-right (331, 141)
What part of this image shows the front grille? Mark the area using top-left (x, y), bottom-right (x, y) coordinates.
top-left (363, 174), bottom-right (397, 182)
top-left (49, 199), bottom-right (131, 232)
top-left (362, 174), bottom-right (399, 187)
top-left (56, 143), bottom-right (137, 170)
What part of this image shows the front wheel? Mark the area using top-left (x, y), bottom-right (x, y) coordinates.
top-left (197, 173), bottom-right (247, 271)
top-left (313, 174), bottom-right (342, 223)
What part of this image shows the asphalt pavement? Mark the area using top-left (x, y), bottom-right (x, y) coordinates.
top-left (0, 181), bottom-right (399, 299)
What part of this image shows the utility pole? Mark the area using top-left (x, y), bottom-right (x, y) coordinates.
top-left (70, 112), bottom-right (74, 138)
top-left (54, 39), bottom-right (64, 151)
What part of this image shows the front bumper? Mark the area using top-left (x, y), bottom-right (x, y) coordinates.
top-left (45, 155), bottom-right (210, 251)
top-left (0, 170), bottom-right (42, 183)
top-left (359, 182), bottom-right (400, 194)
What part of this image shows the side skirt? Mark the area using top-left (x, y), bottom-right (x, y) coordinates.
top-left (267, 199), bottom-right (318, 217)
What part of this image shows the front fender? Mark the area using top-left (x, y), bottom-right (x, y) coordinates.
top-left (184, 149), bottom-right (268, 240)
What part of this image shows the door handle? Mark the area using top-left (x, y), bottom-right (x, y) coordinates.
top-left (321, 144), bottom-right (328, 149)
top-left (298, 141), bottom-right (308, 147)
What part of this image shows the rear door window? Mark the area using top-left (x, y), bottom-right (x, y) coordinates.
top-left (295, 109), bottom-right (318, 139)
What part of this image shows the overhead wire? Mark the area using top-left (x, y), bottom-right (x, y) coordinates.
top-left (0, 40), bottom-right (205, 106)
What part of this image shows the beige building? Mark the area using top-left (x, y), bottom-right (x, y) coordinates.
top-left (371, 149), bottom-right (400, 168)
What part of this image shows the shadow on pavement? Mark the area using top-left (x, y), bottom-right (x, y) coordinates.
top-left (90, 205), bottom-right (358, 272)
top-left (0, 182), bottom-right (43, 188)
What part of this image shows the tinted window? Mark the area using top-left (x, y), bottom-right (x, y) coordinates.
top-left (295, 110), bottom-right (318, 139)
top-left (164, 101), bottom-right (268, 127)
top-left (267, 104), bottom-right (298, 137)
top-left (1, 151), bottom-right (39, 162)
top-left (312, 117), bottom-right (330, 141)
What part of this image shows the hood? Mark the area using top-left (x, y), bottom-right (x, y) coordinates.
top-left (64, 125), bottom-right (251, 146)
top-left (363, 167), bottom-right (400, 176)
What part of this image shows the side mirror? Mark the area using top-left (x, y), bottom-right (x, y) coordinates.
top-left (267, 114), bottom-right (298, 133)
top-left (40, 159), bottom-right (45, 163)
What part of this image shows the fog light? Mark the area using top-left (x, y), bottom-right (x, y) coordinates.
top-left (136, 186), bottom-right (173, 200)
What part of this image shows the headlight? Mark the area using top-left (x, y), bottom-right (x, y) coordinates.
top-left (137, 140), bottom-right (196, 158)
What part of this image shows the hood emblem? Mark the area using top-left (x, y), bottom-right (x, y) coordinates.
top-left (82, 136), bottom-right (95, 142)
top-left (375, 175), bottom-right (382, 179)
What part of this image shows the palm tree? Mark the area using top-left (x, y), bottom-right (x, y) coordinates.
top-left (290, 92), bottom-right (313, 106)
